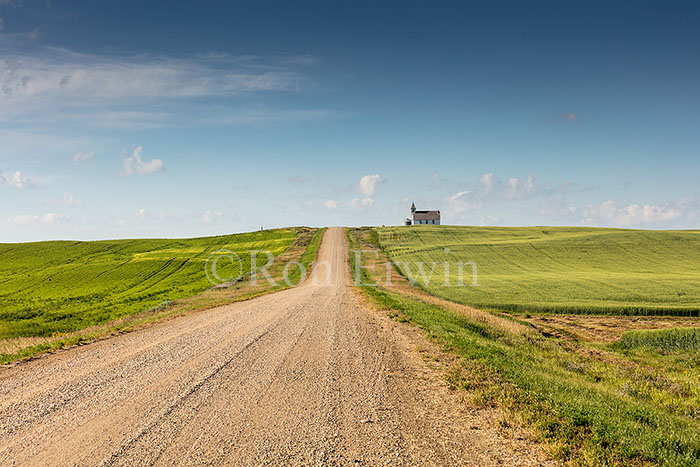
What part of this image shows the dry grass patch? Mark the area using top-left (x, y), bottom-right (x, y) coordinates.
top-left (524, 314), bottom-right (700, 343)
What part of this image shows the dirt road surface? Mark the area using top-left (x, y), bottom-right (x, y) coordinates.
top-left (0, 228), bottom-right (549, 466)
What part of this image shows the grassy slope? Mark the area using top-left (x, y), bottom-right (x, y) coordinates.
top-left (378, 226), bottom-right (700, 315)
top-left (348, 228), bottom-right (700, 465)
top-left (0, 229), bottom-right (298, 338)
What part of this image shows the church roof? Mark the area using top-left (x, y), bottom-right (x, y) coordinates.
top-left (412, 210), bottom-right (440, 220)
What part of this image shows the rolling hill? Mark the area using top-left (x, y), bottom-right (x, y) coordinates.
top-left (0, 229), bottom-right (299, 338)
top-left (378, 226), bottom-right (700, 315)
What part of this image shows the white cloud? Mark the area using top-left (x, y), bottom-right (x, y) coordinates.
top-left (46, 192), bottom-right (81, 206)
top-left (72, 151), bottom-right (94, 162)
top-left (442, 191), bottom-right (482, 213)
top-left (319, 175), bottom-right (384, 213)
top-left (358, 174), bottom-right (382, 197)
top-left (506, 174), bottom-right (537, 199)
top-left (120, 146), bottom-right (164, 176)
top-left (479, 173), bottom-right (495, 194)
top-left (444, 190), bottom-right (470, 202)
top-left (0, 170), bottom-right (37, 189)
top-left (582, 199), bottom-right (690, 226)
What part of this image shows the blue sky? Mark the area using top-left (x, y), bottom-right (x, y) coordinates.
top-left (1, 0), bottom-right (699, 241)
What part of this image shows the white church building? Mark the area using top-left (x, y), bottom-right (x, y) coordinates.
top-left (405, 202), bottom-right (441, 225)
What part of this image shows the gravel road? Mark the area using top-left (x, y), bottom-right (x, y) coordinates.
top-left (0, 227), bottom-right (549, 466)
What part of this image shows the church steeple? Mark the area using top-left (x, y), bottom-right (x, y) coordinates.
top-left (410, 202), bottom-right (416, 214)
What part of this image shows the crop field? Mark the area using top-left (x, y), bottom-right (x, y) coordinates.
top-left (378, 226), bottom-right (700, 315)
top-left (0, 229), bottom-right (299, 339)
top-left (349, 228), bottom-right (700, 464)
top-left (620, 327), bottom-right (700, 352)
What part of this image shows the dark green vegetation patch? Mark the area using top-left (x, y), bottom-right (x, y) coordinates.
top-left (620, 327), bottom-right (700, 352)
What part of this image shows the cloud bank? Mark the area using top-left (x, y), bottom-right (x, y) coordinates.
top-left (0, 48), bottom-right (310, 106)
top-left (442, 172), bottom-right (572, 213)
top-left (581, 199), bottom-right (692, 226)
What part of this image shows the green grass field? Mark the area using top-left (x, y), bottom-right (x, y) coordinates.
top-left (0, 229), bottom-right (298, 339)
top-left (349, 228), bottom-right (700, 464)
top-left (378, 226), bottom-right (700, 315)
